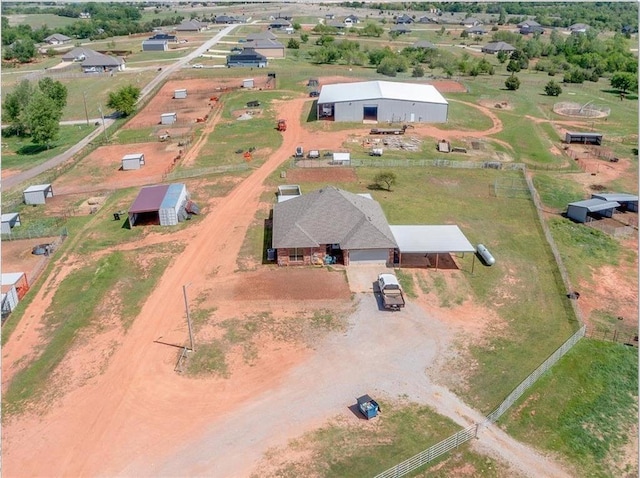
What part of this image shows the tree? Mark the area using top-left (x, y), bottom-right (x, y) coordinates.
top-left (38, 77), bottom-right (68, 110)
top-left (2, 80), bottom-right (34, 136)
top-left (496, 50), bottom-right (509, 64)
top-left (24, 92), bottom-right (61, 147)
top-left (505, 75), bottom-right (521, 90)
top-left (106, 84), bottom-right (141, 116)
top-left (360, 22), bottom-right (383, 37)
top-left (506, 59), bottom-right (521, 73)
top-left (300, 33), bottom-right (309, 43)
top-left (4, 38), bottom-right (37, 63)
top-left (287, 38), bottom-right (300, 49)
top-left (544, 80), bottom-right (562, 96)
top-left (374, 171), bottom-right (397, 191)
top-left (292, 22), bottom-right (301, 31)
top-left (611, 72), bottom-right (637, 93)
top-left (412, 65), bottom-right (425, 77)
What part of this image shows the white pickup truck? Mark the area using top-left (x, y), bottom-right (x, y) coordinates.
top-left (378, 273), bottom-right (405, 311)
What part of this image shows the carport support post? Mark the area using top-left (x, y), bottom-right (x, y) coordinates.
top-left (183, 284), bottom-right (195, 352)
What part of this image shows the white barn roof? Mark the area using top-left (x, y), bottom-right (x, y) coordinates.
top-left (318, 81), bottom-right (448, 106)
top-left (390, 225), bottom-right (475, 253)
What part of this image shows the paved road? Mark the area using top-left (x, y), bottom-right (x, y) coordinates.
top-left (2, 24), bottom-right (240, 191)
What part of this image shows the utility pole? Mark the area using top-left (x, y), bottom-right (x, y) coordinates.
top-left (183, 284), bottom-right (195, 352)
top-left (82, 92), bottom-right (89, 126)
top-left (97, 105), bottom-right (109, 143)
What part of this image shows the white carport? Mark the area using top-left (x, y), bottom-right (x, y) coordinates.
top-left (390, 225), bottom-right (476, 270)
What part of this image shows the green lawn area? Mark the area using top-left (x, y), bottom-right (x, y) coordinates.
top-left (255, 401), bottom-right (512, 477)
top-left (5, 13), bottom-right (78, 29)
top-left (502, 339), bottom-right (638, 478)
top-left (1, 124), bottom-right (94, 171)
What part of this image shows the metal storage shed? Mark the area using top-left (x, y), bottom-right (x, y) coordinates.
top-left (591, 193), bottom-right (638, 212)
top-left (160, 112), bottom-right (177, 125)
top-left (142, 39), bottom-right (168, 51)
top-left (1, 272), bottom-right (29, 320)
top-left (1, 213), bottom-right (21, 234)
top-left (390, 225), bottom-right (476, 270)
top-left (317, 80), bottom-right (448, 123)
top-left (23, 184), bottom-right (53, 205)
top-left (566, 199), bottom-right (619, 223)
top-left (128, 183), bottom-right (188, 227)
top-left (121, 153), bottom-right (145, 170)
top-left (159, 183), bottom-right (189, 226)
top-left (242, 78), bottom-right (254, 88)
top-left (565, 132), bottom-right (603, 145)
top-left (174, 88), bottom-right (187, 99)
top-left (332, 152), bottom-right (351, 164)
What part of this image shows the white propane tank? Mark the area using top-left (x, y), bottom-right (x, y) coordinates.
top-left (477, 244), bottom-right (495, 266)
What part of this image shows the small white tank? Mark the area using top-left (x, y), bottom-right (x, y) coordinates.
top-left (477, 244), bottom-right (495, 266)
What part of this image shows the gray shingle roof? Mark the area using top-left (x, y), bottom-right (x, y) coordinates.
top-left (272, 186), bottom-right (398, 249)
top-left (61, 47), bottom-right (123, 66)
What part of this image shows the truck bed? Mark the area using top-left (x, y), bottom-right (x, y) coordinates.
top-left (381, 291), bottom-right (405, 309)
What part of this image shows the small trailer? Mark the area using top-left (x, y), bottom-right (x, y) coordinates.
top-left (357, 395), bottom-right (380, 419)
top-left (378, 273), bottom-right (405, 310)
top-left (369, 148), bottom-right (383, 157)
top-left (307, 150), bottom-right (320, 159)
top-left (370, 125), bottom-right (409, 135)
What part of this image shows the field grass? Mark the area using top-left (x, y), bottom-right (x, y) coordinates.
top-left (254, 400), bottom-right (513, 478)
top-left (548, 217), bottom-right (622, 283)
top-left (502, 339), bottom-right (638, 478)
top-left (532, 172), bottom-right (587, 209)
top-left (2, 246), bottom-right (173, 416)
top-left (1, 124), bottom-right (94, 171)
top-left (5, 13), bottom-right (78, 29)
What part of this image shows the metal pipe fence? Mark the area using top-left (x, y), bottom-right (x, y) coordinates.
top-left (164, 163), bottom-right (249, 181)
top-left (292, 157), bottom-right (527, 170)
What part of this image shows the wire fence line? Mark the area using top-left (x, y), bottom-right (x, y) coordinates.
top-left (373, 326), bottom-right (586, 478)
top-left (292, 157), bottom-right (527, 170)
top-left (374, 166), bottom-right (590, 477)
top-left (164, 163), bottom-right (249, 181)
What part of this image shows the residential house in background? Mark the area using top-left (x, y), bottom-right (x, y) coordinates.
top-left (481, 41), bottom-right (516, 54)
top-left (244, 39), bottom-right (285, 58)
top-left (227, 49), bottom-right (268, 68)
top-left (176, 19), bottom-right (208, 31)
top-left (568, 23), bottom-right (590, 34)
top-left (43, 33), bottom-right (71, 45)
top-left (61, 47), bottom-right (125, 73)
top-left (461, 17), bottom-right (482, 28)
top-left (395, 14), bottom-right (413, 24)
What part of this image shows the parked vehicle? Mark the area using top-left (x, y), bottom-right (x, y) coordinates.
top-left (370, 148), bottom-right (383, 156)
top-left (192, 63), bottom-right (204, 69)
top-left (309, 91), bottom-right (319, 97)
top-left (294, 146), bottom-right (304, 158)
top-left (307, 150), bottom-right (320, 159)
top-left (378, 273), bottom-right (405, 310)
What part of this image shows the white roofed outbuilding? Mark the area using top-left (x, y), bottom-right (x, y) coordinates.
top-left (317, 80), bottom-right (448, 124)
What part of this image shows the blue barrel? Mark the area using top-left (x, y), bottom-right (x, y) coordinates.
top-left (477, 244), bottom-right (495, 266)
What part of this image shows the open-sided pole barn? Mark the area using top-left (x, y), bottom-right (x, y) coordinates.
top-left (390, 225), bottom-right (476, 270)
top-left (23, 184), bottom-right (54, 205)
top-left (1, 213), bottom-right (21, 234)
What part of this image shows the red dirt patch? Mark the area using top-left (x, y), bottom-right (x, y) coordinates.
top-left (125, 78), bottom-right (230, 129)
top-left (1, 237), bottom-right (59, 276)
top-left (53, 142), bottom-right (183, 195)
top-left (286, 167), bottom-right (358, 184)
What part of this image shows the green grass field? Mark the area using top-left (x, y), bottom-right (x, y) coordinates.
top-left (5, 13), bottom-right (78, 29)
top-left (502, 339), bottom-right (638, 477)
top-left (1, 124), bottom-right (94, 171)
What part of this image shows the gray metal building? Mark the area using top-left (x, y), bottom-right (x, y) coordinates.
top-left (23, 184), bottom-right (53, 205)
top-left (316, 81), bottom-right (448, 123)
top-left (142, 39), bottom-right (168, 51)
top-left (566, 198), bottom-right (619, 223)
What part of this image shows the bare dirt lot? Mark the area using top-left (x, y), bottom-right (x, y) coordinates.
top-left (53, 142), bottom-right (183, 195)
top-left (1, 237), bottom-right (59, 276)
top-left (124, 78), bottom-right (228, 129)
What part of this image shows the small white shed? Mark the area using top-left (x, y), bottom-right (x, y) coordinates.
top-left (160, 112), bottom-right (177, 125)
top-left (1, 213), bottom-right (21, 234)
top-left (1, 272), bottom-right (28, 318)
top-left (121, 153), bottom-right (145, 170)
top-left (242, 78), bottom-right (254, 88)
top-left (174, 88), bottom-right (187, 99)
top-left (332, 152), bottom-right (351, 164)
top-left (23, 184), bottom-right (54, 205)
